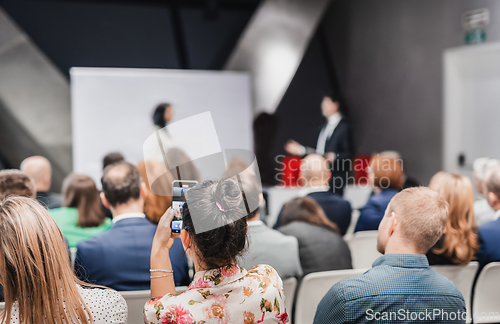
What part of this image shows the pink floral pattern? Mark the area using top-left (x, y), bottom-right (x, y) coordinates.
top-left (144, 264), bottom-right (287, 324)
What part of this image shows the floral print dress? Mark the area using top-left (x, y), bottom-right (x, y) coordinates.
top-left (143, 264), bottom-right (289, 324)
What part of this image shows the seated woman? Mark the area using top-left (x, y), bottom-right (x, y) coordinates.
top-left (137, 160), bottom-right (174, 225)
top-left (0, 196), bottom-right (127, 323)
top-left (144, 178), bottom-right (288, 324)
top-left (355, 155), bottom-right (404, 232)
top-left (279, 197), bottom-right (352, 275)
top-left (49, 174), bottom-right (112, 248)
top-left (426, 171), bottom-right (479, 265)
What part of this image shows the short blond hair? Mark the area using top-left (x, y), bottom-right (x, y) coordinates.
top-left (386, 187), bottom-right (449, 253)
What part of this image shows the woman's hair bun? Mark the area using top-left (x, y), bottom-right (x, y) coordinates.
top-left (213, 178), bottom-right (243, 212)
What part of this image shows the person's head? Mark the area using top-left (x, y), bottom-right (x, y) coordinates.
top-left (0, 170), bottom-right (36, 200)
top-left (428, 172), bottom-right (478, 264)
top-left (299, 154), bottom-right (331, 188)
top-left (62, 174), bottom-right (105, 228)
top-left (473, 158), bottom-right (500, 195)
top-left (181, 178), bottom-right (249, 270)
top-left (321, 96), bottom-right (339, 118)
top-left (153, 103), bottom-right (173, 128)
top-left (368, 155), bottom-right (404, 190)
top-left (102, 152), bottom-right (125, 170)
top-left (280, 196), bottom-right (340, 233)
top-left (137, 160), bottom-right (173, 224)
top-left (101, 162), bottom-right (146, 213)
top-left (484, 165), bottom-right (500, 211)
top-left (0, 196), bottom-right (94, 323)
top-left (19, 156), bottom-right (52, 192)
top-left (377, 187), bottom-right (449, 255)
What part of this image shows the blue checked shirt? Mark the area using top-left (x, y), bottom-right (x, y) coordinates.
top-left (313, 254), bottom-right (466, 324)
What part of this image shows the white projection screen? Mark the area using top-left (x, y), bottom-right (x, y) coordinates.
top-left (70, 68), bottom-right (253, 187)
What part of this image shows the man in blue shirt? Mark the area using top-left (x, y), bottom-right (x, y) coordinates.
top-left (314, 187), bottom-right (466, 324)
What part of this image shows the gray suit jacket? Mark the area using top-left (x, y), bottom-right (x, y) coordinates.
top-left (239, 221), bottom-right (303, 279)
top-left (279, 221), bottom-right (352, 275)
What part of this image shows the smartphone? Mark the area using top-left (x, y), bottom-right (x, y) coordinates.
top-left (171, 180), bottom-right (198, 233)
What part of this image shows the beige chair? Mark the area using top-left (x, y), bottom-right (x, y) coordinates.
top-left (120, 286), bottom-right (188, 324)
top-left (0, 302), bottom-right (4, 313)
top-left (431, 262), bottom-right (478, 322)
top-left (472, 262), bottom-right (500, 323)
top-left (345, 230), bottom-right (381, 269)
top-left (283, 277), bottom-right (297, 322)
top-left (294, 268), bottom-right (367, 324)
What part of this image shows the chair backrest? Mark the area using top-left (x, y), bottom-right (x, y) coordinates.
top-left (431, 262), bottom-right (478, 322)
top-left (120, 286), bottom-right (188, 324)
top-left (283, 277), bottom-right (297, 322)
top-left (0, 302), bottom-right (4, 313)
top-left (472, 262), bottom-right (500, 323)
top-left (69, 247), bottom-right (77, 269)
top-left (295, 268), bottom-right (367, 324)
top-left (345, 230), bottom-right (381, 269)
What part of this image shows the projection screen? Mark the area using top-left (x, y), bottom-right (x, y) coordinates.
top-left (70, 68), bottom-right (253, 187)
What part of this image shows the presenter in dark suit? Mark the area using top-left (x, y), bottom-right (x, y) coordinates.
top-left (74, 162), bottom-right (189, 291)
top-left (285, 97), bottom-right (354, 195)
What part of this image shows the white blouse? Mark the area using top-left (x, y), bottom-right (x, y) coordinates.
top-left (144, 264), bottom-right (289, 324)
top-left (7, 286), bottom-right (127, 323)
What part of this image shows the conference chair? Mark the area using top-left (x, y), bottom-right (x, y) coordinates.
top-left (295, 268), bottom-right (367, 324)
top-left (344, 209), bottom-right (360, 236)
top-left (70, 247), bottom-right (77, 269)
top-left (431, 262), bottom-right (478, 323)
top-left (120, 286), bottom-right (188, 324)
top-left (282, 277), bottom-right (297, 322)
top-left (472, 262), bottom-right (500, 324)
top-left (345, 230), bottom-right (381, 269)
top-left (0, 302), bottom-right (4, 313)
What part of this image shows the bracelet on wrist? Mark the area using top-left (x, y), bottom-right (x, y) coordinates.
top-left (150, 269), bottom-right (174, 273)
top-left (150, 273), bottom-right (173, 279)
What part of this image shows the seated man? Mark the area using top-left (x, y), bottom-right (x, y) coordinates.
top-left (274, 154), bottom-right (352, 235)
top-left (477, 165), bottom-right (500, 270)
top-left (237, 171), bottom-right (302, 279)
top-left (20, 156), bottom-right (62, 209)
top-left (75, 162), bottom-right (189, 290)
top-left (314, 187), bottom-right (466, 324)
top-left (0, 169), bottom-right (37, 302)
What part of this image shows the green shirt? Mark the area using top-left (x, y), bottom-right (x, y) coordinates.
top-left (49, 207), bottom-right (112, 248)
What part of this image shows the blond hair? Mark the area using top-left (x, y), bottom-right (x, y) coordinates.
top-left (369, 155), bottom-right (404, 190)
top-left (0, 197), bottom-right (96, 324)
top-left (429, 172), bottom-right (479, 264)
top-left (386, 187), bottom-right (449, 253)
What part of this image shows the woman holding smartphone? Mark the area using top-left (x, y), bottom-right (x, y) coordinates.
top-left (144, 178), bottom-right (289, 324)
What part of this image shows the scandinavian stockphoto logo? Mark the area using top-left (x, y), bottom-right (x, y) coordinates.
top-left (142, 111), bottom-right (262, 234)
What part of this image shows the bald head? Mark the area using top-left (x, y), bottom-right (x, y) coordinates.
top-left (101, 162), bottom-right (142, 207)
top-left (20, 156), bottom-right (52, 192)
top-left (299, 154), bottom-right (331, 187)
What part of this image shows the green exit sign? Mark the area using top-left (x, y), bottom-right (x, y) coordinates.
top-left (465, 29), bottom-right (486, 45)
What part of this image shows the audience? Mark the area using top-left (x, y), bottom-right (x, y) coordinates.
top-left (274, 154), bottom-right (352, 235)
top-left (137, 159), bottom-right (174, 224)
top-left (165, 147), bottom-right (200, 182)
top-left (0, 169), bottom-right (36, 200)
top-left (238, 170), bottom-right (303, 279)
top-left (279, 196), bottom-right (352, 275)
top-left (20, 155), bottom-right (62, 209)
top-left (473, 157), bottom-right (500, 226)
top-left (355, 155), bottom-right (404, 232)
top-left (49, 174), bottom-right (112, 248)
top-left (426, 172), bottom-right (478, 265)
top-left (102, 152), bottom-right (125, 170)
top-left (379, 150), bottom-right (420, 189)
top-left (314, 187), bottom-right (466, 324)
top-left (0, 196), bottom-right (127, 323)
top-left (74, 162), bottom-right (189, 290)
top-left (144, 178), bottom-right (288, 324)
top-left (476, 165), bottom-right (500, 270)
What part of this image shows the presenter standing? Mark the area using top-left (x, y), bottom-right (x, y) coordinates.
top-left (285, 96), bottom-right (353, 195)
top-left (153, 103), bottom-right (175, 150)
